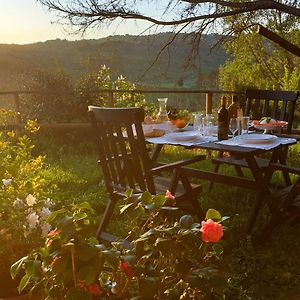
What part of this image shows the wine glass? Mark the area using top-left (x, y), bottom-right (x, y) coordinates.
top-left (229, 118), bottom-right (238, 137)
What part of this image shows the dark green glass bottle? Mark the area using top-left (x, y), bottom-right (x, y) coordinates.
top-left (218, 96), bottom-right (229, 140)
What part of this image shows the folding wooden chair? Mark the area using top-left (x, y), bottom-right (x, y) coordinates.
top-left (88, 106), bottom-right (205, 243)
top-left (210, 89), bottom-right (299, 189)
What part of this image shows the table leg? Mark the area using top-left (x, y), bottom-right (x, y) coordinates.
top-left (150, 144), bottom-right (163, 164)
top-left (245, 155), bottom-right (271, 234)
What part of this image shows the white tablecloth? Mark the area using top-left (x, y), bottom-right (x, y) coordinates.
top-left (216, 135), bottom-right (297, 150)
top-left (146, 131), bottom-right (218, 147)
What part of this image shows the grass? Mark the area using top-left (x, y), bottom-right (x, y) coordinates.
top-left (35, 130), bottom-right (300, 299)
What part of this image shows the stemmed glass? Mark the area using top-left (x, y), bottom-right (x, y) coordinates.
top-left (229, 118), bottom-right (238, 137)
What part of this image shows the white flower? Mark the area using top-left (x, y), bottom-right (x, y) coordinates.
top-left (2, 178), bottom-right (12, 186)
top-left (26, 194), bottom-right (37, 206)
top-left (41, 223), bottom-right (51, 236)
top-left (13, 198), bottom-right (24, 209)
top-left (44, 198), bottom-right (54, 208)
top-left (40, 207), bottom-right (51, 219)
top-left (26, 212), bottom-right (39, 229)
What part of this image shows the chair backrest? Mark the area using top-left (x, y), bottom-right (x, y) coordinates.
top-left (88, 106), bottom-right (156, 195)
top-left (245, 89), bottom-right (299, 133)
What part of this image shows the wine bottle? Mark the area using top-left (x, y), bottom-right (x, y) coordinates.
top-left (218, 96), bottom-right (229, 140)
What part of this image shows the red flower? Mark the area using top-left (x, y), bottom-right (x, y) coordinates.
top-left (165, 190), bottom-right (176, 206)
top-left (119, 261), bottom-right (134, 279)
top-left (200, 219), bottom-right (223, 243)
top-left (50, 256), bottom-right (61, 267)
top-left (46, 229), bottom-right (60, 247)
top-left (87, 283), bottom-right (103, 296)
top-left (48, 229), bottom-right (60, 236)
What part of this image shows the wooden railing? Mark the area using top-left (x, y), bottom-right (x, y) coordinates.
top-left (0, 88), bottom-right (243, 126)
top-left (1, 88), bottom-right (299, 134)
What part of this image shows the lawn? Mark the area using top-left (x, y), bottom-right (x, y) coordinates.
top-left (33, 129), bottom-right (300, 299)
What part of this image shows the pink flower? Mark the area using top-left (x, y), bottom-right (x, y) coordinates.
top-left (200, 219), bottom-right (223, 243)
top-left (165, 190), bottom-right (176, 206)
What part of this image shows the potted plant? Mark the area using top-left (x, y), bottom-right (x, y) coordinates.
top-left (12, 190), bottom-right (229, 299)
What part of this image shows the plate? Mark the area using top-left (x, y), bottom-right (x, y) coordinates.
top-left (238, 133), bottom-right (277, 144)
top-left (166, 131), bottom-right (199, 142)
top-left (252, 120), bottom-right (288, 131)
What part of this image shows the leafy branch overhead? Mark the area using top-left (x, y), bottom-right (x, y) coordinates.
top-left (38, 0), bottom-right (300, 34)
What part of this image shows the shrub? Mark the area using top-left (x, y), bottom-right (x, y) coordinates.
top-left (12, 190), bottom-right (229, 299)
top-left (0, 111), bottom-right (54, 296)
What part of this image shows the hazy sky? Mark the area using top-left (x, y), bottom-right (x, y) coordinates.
top-left (0, 0), bottom-right (158, 44)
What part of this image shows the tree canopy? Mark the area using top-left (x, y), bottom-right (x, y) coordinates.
top-left (38, 0), bottom-right (300, 37)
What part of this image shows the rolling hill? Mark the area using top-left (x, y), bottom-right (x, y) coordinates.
top-left (0, 33), bottom-right (228, 90)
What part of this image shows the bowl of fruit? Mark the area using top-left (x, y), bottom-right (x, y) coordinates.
top-left (168, 109), bottom-right (192, 130)
top-left (252, 117), bottom-right (288, 133)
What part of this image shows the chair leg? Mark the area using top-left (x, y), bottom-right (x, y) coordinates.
top-left (96, 197), bottom-right (118, 240)
top-left (256, 211), bottom-right (285, 245)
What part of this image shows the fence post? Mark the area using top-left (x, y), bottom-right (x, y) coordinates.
top-left (108, 91), bottom-right (114, 107)
top-left (13, 93), bottom-right (22, 125)
top-left (205, 92), bottom-right (213, 115)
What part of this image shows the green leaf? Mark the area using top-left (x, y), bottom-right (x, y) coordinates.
top-left (73, 212), bottom-right (88, 221)
top-left (10, 256), bottom-right (28, 279)
top-left (140, 228), bottom-right (155, 239)
top-left (78, 265), bottom-right (97, 284)
top-left (120, 203), bottom-right (135, 214)
top-left (220, 216), bottom-right (230, 222)
top-left (205, 209), bottom-right (222, 221)
top-left (153, 194), bottom-right (166, 208)
top-left (74, 202), bottom-right (92, 210)
top-left (24, 260), bottom-right (41, 277)
top-left (18, 274), bottom-right (31, 293)
top-left (140, 191), bottom-right (152, 205)
top-left (125, 188), bottom-right (134, 197)
top-left (103, 249), bottom-right (119, 270)
top-left (179, 215), bottom-right (194, 229)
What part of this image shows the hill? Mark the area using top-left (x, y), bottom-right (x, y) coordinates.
top-left (0, 33), bottom-right (227, 90)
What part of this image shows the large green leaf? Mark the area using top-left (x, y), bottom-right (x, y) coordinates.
top-left (205, 209), bottom-right (222, 221)
top-left (24, 259), bottom-right (41, 277)
top-left (18, 274), bottom-right (31, 293)
top-left (10, 256), bottom-right (28, 279)
top-left (103, 249), bottom-right (120, 270)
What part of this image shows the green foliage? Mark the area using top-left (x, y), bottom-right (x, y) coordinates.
top-left (0, 113), bottom-right (56, 296)
top-left (22, 69), bottom-right (76, 122)
top-left (219, 20), bottom-right (300, 92)
top-left (12, 191), bottom-right (227, 299)
top-left (76, 65), bottom-right (157, 117)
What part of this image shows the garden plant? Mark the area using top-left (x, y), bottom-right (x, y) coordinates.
top-left (11, 188), bottom-right (228, 299)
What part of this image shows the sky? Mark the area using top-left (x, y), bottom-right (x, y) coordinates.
top-left (0, 0), bottom-right (160, 44)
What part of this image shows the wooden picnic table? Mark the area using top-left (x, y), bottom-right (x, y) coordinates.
top-left (148, 133), bottom-right (297, 234)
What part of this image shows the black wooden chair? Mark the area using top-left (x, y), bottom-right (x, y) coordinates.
top-left (210, 89), bottom-right (299, 189)
top-left (88, 106), bottom-right (205, 243)
top-left (258, 163), bottom-right (300, 244)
